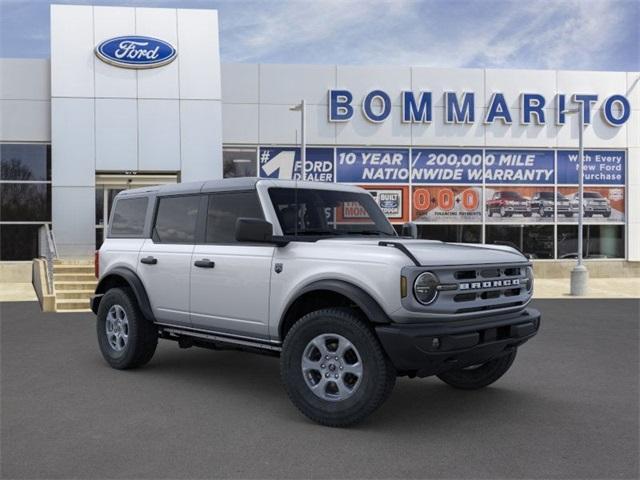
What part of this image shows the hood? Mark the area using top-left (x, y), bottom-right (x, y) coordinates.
top-left (317, 238), bottom-right (527, 266)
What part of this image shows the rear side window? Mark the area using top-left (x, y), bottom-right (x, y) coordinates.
top-left (205, 191), bottom-right (264, 244)
top-left (110, 197), bottom-right (148, 237)
top-left (153, 195), bottom-right (200, 244)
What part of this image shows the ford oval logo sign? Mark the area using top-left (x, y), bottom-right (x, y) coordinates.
top-left (95, 36), bottom-right (177, 69)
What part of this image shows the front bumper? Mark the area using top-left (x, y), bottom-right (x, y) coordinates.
top-left (375, 308), bottom-right (540, 377)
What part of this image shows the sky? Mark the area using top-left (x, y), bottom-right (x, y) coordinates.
top-left (0, 0), bottom-right (638, 71)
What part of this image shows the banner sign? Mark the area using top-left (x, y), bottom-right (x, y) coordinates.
top-left (557, 150), bottom-right (625, 185)
top-left (484, 150), bottom-right (554, 184)
top-left (336, 148), bottom-right (410, 183)
top-left (259, 147), bottom-right (334, 182)
top-left (412, 186), bottom-right (482, 222)
top-left (411, 149), bottom-right (483, 184)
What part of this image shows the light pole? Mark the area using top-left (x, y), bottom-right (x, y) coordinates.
top-left (289, 100), bottom-right (307, 181)
top-left (564, 104), bottom-right (588, 295)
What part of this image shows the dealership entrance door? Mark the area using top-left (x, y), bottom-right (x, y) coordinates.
top-left (95, 173), bottom-right (177, 249)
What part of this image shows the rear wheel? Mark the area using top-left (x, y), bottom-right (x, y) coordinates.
top-left (96, 287), bottom-right (158, 370)
top-left (280, 308), bottom-right (396, 427)
top-left (436, 350), bottom-right (517, 390)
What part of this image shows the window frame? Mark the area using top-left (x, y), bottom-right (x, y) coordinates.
top-left (202, 189), bottom-right (266, 246)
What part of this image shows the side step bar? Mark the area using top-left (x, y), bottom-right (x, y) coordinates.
top-left (158, 325), bottom-right (282, 353)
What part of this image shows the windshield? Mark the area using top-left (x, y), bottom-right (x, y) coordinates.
top-left (583, 192), bottom-right (603, 198)
top-left (268, 188), bottom-right (397, 238)
top-left (537, 192), bottom-right (554, 200)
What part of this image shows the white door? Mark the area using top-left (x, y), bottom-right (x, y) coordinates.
top-left (189, 191), bottom-right (274, 340)
top-left (137, 194), bottom-right (200, 326)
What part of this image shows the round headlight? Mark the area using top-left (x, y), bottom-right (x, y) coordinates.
top-left (414, 272), bottom-right (439, 305)
top-left (525, 266), bottom-right (534, 293)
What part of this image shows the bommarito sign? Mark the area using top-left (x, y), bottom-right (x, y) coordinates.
top-left (328, 90), bottom-right (631, 127)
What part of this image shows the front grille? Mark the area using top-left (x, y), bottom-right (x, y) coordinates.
top-left (406, 262), bottom-right (531, 316)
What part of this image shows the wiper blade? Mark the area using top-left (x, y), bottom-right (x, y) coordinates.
top-left (345, 230), bottom-right (395, 236)
top-left (294, 230), bottom-right (347, 236)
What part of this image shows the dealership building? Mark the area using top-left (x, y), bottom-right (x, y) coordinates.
top-left (1, 4), bottom-right (639, 279)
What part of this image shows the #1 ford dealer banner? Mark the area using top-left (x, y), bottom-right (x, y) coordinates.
top-left (259, 147), bottom-right (334, 182)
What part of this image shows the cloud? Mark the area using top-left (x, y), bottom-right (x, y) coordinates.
top-left (0, 0), bottom-right (637, 71)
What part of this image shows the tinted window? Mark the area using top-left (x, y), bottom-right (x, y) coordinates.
top-left (154, 195), bottom-right (199, 244)
top-left (557, 225), bottom-right (624, 259)
top-left (110, 197), bottom-right (148, 237)
top-left (206, 191), bottom-right (264, 244)
top-left (417, 224), bottom-right (481, 244)
top-left (1, 144), bottom-right (51, 181)
top-left (223, 148), bottom-right (257, 178)
top-left (486, 225), bottom-right (554, 259)
top-left (0, 183), bottom-right (51, 221)
top-left (0, 224), bottom-right (40, 260)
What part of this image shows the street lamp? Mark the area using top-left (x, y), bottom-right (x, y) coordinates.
top-left (289, 100), bottom-right (306, 181)
top-left (563, 104), bottom-right (588, 295)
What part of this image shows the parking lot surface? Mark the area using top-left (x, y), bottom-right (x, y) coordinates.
top-left (1, 299), bottom-right (638, 479)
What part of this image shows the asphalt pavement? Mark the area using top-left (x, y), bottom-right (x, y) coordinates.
top-left (1, 299), bottom-right (638, 479)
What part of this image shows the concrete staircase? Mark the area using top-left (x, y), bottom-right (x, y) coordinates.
top-left (53, 260), bottom-right (96, 312)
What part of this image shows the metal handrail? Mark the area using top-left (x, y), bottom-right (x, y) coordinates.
top-left (38, 224), bottom-right (58, 293)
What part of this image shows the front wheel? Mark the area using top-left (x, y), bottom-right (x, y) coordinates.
top-left (96, 287), bottom-right (158, 370)
top-left (436, 349), bottom-right (517, 390)
top-left (280, 308), bottom-right (396, 427)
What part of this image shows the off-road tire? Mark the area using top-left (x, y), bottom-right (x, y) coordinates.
top-left (280, 308), bottom-right (396, 427)
top-left (436, 349), bottom-right (517, 390)
top-left (96, 287), bottom-right (158, 370)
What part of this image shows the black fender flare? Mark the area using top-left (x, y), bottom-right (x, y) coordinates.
top-left (281, 279), bottom-right (391, 328)
top-left (93, 267), bottom-right (155, 322)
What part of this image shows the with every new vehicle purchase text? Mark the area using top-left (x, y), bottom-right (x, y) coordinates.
top-left (92, 179), bottom-right (540, 427)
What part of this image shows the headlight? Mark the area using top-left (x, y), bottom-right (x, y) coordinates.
top-left (414, 272), bottom-right (439, 305)
top-left (525, 266), bottom-right (534, 294)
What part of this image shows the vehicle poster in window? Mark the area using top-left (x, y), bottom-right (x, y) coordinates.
top-left (412, 186), bottom-right (482, 223)
top-left (557, 187), bottom-right (625, 223)
top-left (259, 147), bottom-right (334, 182)
top-left (557, 150), bottom-right (625, 185)
top-left (359, 186), bottom-right (409, 223)
top-left (485, 187), bottom-right (556, 223)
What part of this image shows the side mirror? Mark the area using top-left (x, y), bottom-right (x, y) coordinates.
top-left (235, 218), bottom-right (274, 243)
top-left (401, 222), bottom-right (418, 239)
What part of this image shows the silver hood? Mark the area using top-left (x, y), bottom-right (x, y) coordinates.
top-left (318, 238), bottom-right (527, 266)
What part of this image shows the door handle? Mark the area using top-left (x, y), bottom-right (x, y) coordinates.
top-left (194, 259), bottom-right (215, 269)
top-left (140, 256), bottom-right (157, 265)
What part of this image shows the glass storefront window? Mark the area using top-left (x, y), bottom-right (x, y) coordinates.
top-left (418, 224), bottom-right (482, 243)
top-left (557, 225), bottom-right (624, 259)
top-left (486, 225), bottom-right (554, 259)
top-left (0, 144), bottom-right (51, 181)
top-left (0, 183), bottom-right (51, 222)
top-left (95, 187), bottom-right (104, 226)
top-left (0, 224), bottom-right (41, 260)
top-left (223, 148), bottom-right (257, 178)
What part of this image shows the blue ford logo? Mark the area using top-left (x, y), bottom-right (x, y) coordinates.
top-left (95, 36), bottom-right (177, 69)
top-left (380, 199), bottom-right (398, 209)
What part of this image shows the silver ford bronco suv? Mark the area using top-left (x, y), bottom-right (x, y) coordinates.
top-left (92, 178), bottom-right (540, 427)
